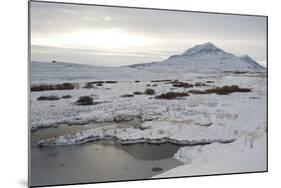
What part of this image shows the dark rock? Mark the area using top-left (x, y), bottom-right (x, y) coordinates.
top-left (144, 88), bottom-right (155, 95)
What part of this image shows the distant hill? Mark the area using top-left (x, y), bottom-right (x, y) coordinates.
top-left (127, 42), bottom-right (265, 73)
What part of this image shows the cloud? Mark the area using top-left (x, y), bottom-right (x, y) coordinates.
top-left (30, 1), bottom-right (267, 66)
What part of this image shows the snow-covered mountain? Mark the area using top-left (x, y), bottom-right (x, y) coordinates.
top-left (239, 54), bottom-right (265, 70)
top-left (128, 42), bottom-right (265, 73)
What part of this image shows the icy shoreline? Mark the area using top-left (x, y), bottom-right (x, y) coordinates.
top-left (37, 123), bottom-right (236, 147)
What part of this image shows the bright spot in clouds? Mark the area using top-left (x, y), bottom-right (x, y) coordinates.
top-left (32, 28), bottom-right (162, 51)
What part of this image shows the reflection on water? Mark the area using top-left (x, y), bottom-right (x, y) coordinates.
top-left (30, 124), bottom-right (183, 187)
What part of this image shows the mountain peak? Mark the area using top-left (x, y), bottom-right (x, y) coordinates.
top-left (182, 42), bottom-right (222, 56)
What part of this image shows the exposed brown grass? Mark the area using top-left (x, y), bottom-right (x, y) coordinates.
top-left (165, 81), bottom-right (193, 88)
top-left (133, 91), bottom-right (143, 95)
top-left (31, 83), bottom-right (75, 92)
top-left (61, 95), bottom-right (71, 99)
top-left (88, 81), bottom-right (105, 84)
top-left (189, 85), bottom-right (251, 95)
top-left (151, 79), bottom-right (172, 82)
top-left (194, 82), bottom-right (207, 87)
top-left (105, 81), bottom-right (118, 84)
top-left (75, 96), bottom-right (94, 105)
top-left (120, 94), bottom-right (134, 97)
top-left (37, 95), bottom-right (60, 101)
top-left (206, 85), bottom-right (251, 95)
top-left (155, 92), bottom-right (189, 99)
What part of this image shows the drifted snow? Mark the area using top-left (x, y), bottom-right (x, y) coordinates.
top-left (154, 132), bottom-right (266, 177)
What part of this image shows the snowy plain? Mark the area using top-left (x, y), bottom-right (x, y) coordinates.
top-left (30, 43), bottom-right (267, 178)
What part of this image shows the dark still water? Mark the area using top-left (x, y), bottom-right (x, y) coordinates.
top-left (30, 125), bottom-right (183, 187)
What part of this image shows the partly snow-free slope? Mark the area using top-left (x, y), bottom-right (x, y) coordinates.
top-left (31, 61), bottom-right (179, 84)
top-left (239, 54), bottom-right (265, 70)
top-left (128, 42), bottom-right (265, 73)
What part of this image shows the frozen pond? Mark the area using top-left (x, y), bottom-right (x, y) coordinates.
top-left (30, 125), bottom-right (183, 186)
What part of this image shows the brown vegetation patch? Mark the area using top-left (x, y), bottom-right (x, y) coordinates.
top-left (133, 91), bottom-right (143, 95)
top-left (75, 96), bottom-right (94, 105)
top-left (206, 85), bottom-right (251, 95)
top-left (120, 94), bottom-right (134, 97)
top-left (155, 92), bottom-right (189, 99)
top-left (61, 95), bottom-right (71, 99)
top-left (224, 71), bottom-right (249, 74)
top-left (194, 82), bottom-right (208, 87)
top-left (151, 79), bottom-right (172, 83)
top-left (172, 82), bottom-right (193, 88)
top-left (31, 83), bottom-right (75, 92)
top-left (105, 81), bottom-right (118, 84)
top-left (88, 81), bottom-right (105, 84)
top-left (189, 85), bottom-right (251, 95)
top-left (188, 90), bottom-right (207, 94)
top-left (37, 95), bottom-right (60, 101)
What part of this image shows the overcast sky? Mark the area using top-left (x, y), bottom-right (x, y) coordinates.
top-left (30, 1), bottom-right (267, 66)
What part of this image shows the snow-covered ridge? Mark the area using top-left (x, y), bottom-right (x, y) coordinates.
top-left (127, 42), bottom-right (265, 73)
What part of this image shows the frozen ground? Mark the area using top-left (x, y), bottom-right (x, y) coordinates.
top-left (31, 43), bottom-right (267, 178)
top-left (30, 60), bottom-right (267, 177)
